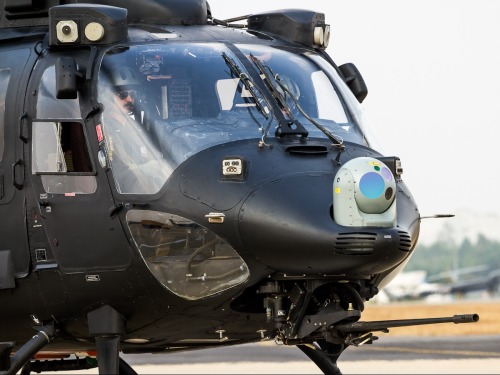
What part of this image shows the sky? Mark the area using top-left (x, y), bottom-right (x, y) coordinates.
top-left (207, 0), bottom-right (500, 219)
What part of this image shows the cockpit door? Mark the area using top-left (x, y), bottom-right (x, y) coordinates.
top-left (25, 53), bottom-right (132, 274)
top-left (0, 47), bottom-right (33, 286)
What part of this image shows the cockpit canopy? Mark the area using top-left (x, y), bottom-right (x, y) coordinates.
top-left (98, 42), bottom-right (375, 194)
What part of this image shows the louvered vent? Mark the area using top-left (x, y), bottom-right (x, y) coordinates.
top-left (398, 231), bottom-right (412, 251)
top-left (333, 232), bottom-right (377, 255)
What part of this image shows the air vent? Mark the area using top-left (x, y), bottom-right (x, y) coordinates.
top-left (333, 232), bottom-right (376, 255)
top-left (285, 144), bottom-right (328, 155)
top-left (398, 231), bottom-right (412, 251)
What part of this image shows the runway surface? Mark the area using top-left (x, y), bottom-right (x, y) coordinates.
top-left (116, 335), bottom-right (500, 374)
top-left (34, 335), bottom-right (500, 374)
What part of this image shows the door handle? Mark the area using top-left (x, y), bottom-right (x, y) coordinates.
top-left (12, 159), bottom-right (24, 190)
top-left (19, 112), bottom-right (28, 143)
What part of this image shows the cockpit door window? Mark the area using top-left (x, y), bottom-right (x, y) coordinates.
top-left (36, 66), bottom-right (80, 120)
top-left (31, 121), bottom-right (96, 194)
top-left (32, 65), bottom-right (96, 194)
top-left (32, 121), bottom-right (92, 173)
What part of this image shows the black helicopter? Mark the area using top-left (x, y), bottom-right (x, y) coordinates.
top-left (0, 0), bottom-right (478, 374)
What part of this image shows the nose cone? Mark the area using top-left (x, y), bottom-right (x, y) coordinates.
top-left (239, 174), bottom-right (335, 273)
top-left (238, 173), bottom-right (410, 275)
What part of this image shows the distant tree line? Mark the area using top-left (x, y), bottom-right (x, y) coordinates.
top-left (405, 235), bottom-right (500, 277)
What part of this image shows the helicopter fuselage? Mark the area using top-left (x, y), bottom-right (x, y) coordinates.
top-left (0, 0), bottom-right (423, 367)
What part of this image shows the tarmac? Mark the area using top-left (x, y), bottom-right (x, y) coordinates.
top-left (36, 335), bottom-right (500, 374)
top-left (114, 360), bottom-right (500, 374)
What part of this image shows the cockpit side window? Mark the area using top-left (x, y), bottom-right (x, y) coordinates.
top-left (32, 65), bottom-right (96, 194)
top-left (32, 121), bottom-right (92, 173)
top-left (36, 66), bottom-right (81, 120)
top-left (32, 121), bottom-right (96, 194)
top-left (0, 69), bottom-right (10, 162)
top-left (311, 70), bottom-right (348, 123)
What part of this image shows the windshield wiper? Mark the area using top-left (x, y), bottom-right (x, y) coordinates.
top-left (249, 54), bottom-right (308, 138)
top-left (250, 54), bottom-right (343, 148)
top-left (274, 75), bottom-right (344, 149)
top-left (222, 52), bottom-right (270, 119)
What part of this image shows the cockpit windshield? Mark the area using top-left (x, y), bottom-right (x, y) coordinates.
top-left (98, 43), bottom-right (371, 194)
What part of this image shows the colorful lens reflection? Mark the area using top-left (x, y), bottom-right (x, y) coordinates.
top-left (381, 167), bottom-right (393, 182)
top-left (359, 172), bottom-right (385, 199)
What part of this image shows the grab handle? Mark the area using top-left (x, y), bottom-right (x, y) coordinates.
top-left (19, 112), bottom-right (28, 143)
top-left (12, 159), bottom-right (24, 190)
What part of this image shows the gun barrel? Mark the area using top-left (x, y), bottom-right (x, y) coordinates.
top-left (338, 314), bottom-right (479, 334)
top-left (452, 314), bottom-right (479, 323)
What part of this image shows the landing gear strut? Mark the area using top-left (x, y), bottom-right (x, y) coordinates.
top-left (298, 340), bottom-right (343, 375)
top-left (0, 324), bottom-right (55, 375)
top-left (1, 305), bottom-right (138, 375)
top-left (88, 305), bottom-right (127, 375)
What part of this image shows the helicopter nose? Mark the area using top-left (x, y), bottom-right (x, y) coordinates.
top-left (237, 162), bottom-right (406, 275)
top-left (238, 173), bottom-right (344, 274)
